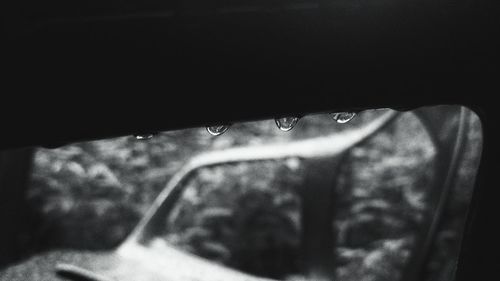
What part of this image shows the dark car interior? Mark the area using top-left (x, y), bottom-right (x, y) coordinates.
top-left (1, 0), bottom-right (499, 280)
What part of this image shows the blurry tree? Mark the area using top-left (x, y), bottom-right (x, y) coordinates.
top-left (164, 161), bottom-right (303, 279)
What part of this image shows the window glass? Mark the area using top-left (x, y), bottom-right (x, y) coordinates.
top-left (0, 105), bottom-right (482, 281)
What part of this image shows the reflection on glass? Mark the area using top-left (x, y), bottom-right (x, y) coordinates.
top-left (0, 106), bottom-right (482, 281)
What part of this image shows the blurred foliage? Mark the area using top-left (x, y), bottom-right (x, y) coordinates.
top-left (163, 161), bottom-right (304, 278)
top-left (334, 113), bottom-right (436, 281)
top-left (23, 107), bottom-right (482, 281)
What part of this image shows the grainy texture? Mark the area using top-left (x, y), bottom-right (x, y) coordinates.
top-left (0, 250), bottom-right (108, 281)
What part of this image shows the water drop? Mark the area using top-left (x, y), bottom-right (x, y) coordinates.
top-left (275, 116), bottom-right (299, 131)
top-left (285, 157), bottom-right (301, 171)
top-left (206, 124), bottom-right (230, 136)
top-left (134, 133), bottom-right (155, 140)
top-left (331, 112), bottom-right (357, 124)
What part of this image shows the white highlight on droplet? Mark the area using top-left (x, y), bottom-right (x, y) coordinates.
top-left (133, 133), bottom-right (155, 140)
top-left (275, 117), bottom-right (300, 132)
top-left (206, 125), bottom-right (230, 136)
top-left (330, 112), bottom-right (357, 124)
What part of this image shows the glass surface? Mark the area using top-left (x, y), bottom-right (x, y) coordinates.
top-left (0, 105), bottom-right (482, 281)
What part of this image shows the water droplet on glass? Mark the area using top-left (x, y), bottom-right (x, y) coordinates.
top-left (331, 112), bottom-right (357, 124)
top-left (206, 125), bottom-right (230, 136)
top-left (285, 157), bottom-right (301, 171)
top-left (275, 116), bottom-right (299, 131)
top-left (134, 133), bottom-right (155, 140)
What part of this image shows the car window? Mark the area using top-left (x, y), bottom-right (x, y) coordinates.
top-left (4, 105), bottom-right (482, 281)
